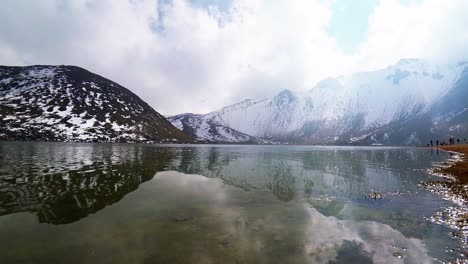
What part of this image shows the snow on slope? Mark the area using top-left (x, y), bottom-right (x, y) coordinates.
top-left (170, 59), bottom-right (467, 144)
top-left (0, 65), bottom-right (192, 143)
top-left (168, 113), bottom-right (268, 143)
top-left (309, 59), bottom-right (462, 127)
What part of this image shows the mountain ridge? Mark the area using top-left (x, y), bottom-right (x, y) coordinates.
top-left (170, 59), bottom-right (468, 145)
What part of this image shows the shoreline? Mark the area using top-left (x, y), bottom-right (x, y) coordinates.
top-left (421, 144), bottom-right (468, 247)
top-left (435, 144), bottom-right (468, 184)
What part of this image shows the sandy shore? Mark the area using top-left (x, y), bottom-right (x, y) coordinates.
top-left (436, 144), bottom-right (468, 183)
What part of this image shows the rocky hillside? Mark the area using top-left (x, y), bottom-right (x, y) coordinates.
top-left (0, 65), bottom-right (192, 143)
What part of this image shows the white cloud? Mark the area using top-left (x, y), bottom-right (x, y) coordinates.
top-left (0, 0), bottom-right (467, 115)
top-left (354, 0), bottom-right (468, 70)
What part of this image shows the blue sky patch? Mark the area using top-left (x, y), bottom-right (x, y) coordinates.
top-left (327, 0), bottom-right (380, 54)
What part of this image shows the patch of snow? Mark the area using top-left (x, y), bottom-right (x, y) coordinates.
top-left (0, 77), bottom-right (12, 84)
top-left (111, 122), bottom-right (125, 132)
top-left (3, 115), bottom-right (17, 121)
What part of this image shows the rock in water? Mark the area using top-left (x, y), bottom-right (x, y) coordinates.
top-left (0, 65), bottom-right (192, 143)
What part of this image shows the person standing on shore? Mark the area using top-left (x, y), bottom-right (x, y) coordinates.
top-left (436, 140), bottom-right (439, 146)
top-left (430, 140), bottom-right (433, 147)
top-left (457, 138), bottom-right (460, 144)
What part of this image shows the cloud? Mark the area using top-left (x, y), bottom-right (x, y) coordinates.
top-left (0, 0), bottom-right (467, 115)
top-left (354, 0), bottom-right (468, 70)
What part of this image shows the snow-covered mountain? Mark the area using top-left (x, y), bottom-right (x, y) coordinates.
top-left (0, 65), bottom-right (192, 143)
top-left (170, 59), bottom-right (468, 145)
top-left (168, 112), bottom-right (268, 143)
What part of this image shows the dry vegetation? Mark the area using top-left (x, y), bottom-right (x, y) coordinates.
top-left (437, 144), bottom-right (468, 184)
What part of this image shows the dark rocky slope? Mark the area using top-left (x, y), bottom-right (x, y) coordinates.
top-left (0, 65), bottom-right (192, 143)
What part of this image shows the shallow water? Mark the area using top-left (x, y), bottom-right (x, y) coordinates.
top-left (0, 142), bottom-right (465, 263)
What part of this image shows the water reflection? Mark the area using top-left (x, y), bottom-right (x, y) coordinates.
top-left (0, 142), bottom-right (463, 262)
top-left (0, 170), bottom-right (435, 263)
top-left (0, 143), bottom-right (449, 224)
top-left (303, 205), bottom-right (431, 263)
top-left (148, 172), bottom-right (432, 263)
top-left (168, 146), bottom-right (444, 202)
top-left (0, 143), bottom-right (177, 224)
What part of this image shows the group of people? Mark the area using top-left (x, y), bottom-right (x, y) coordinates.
top-left (429, 137), bottom-right (466, 147)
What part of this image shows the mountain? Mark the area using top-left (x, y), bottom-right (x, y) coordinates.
top-left (0, 65), bottom-right (192, 143)
top-left (364, 63), bottom-right (468, 145)
top-left (168, 112), bottom-right (268, 143)
top-left (170, 59), bottom-right (468, 145)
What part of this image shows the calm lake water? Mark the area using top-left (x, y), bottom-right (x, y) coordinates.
top-left (0, 142), bottom-right (465, 263)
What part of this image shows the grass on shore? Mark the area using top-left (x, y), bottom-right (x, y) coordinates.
top-left (436, 144), bottom-right (468, 184)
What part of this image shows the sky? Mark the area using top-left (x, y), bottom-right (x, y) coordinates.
top-left (1, 0), bottom-right (467, 115)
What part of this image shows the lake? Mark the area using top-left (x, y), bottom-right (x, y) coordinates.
top-left (0, 142), bottom-right (465, 263)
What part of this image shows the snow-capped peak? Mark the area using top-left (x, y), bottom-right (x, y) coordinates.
top-left (169, 59), bottom-right (468, 145)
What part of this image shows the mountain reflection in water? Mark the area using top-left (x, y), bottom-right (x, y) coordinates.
top-left (0, 142), bottom-right (463, 263)
top-left (0, 143), bottom-right (434, 224)
top-left (0, 143), bottom-right (177, 224)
